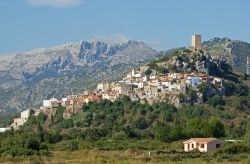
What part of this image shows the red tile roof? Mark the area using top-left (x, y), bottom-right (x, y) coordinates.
top-left (183, 138), bottom-right (217, 143)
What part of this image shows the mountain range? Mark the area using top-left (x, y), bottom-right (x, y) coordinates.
top-left (0, 40), bottom-right (157, 115)
top-left (0, 37), bottom-right (249, 117)
top-left (203, 37), bottom-right (250, 72)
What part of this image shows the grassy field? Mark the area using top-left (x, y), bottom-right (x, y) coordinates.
top-left (1, 140), bottom-right (250, 163)
top-left (0, 149), bottom-right (249, 164)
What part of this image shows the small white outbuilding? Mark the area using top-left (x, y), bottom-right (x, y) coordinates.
top-left (183, 138), bottom-right (224, 152)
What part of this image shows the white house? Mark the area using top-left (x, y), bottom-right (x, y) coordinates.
top-left (148, 79), bottom-right (160, 87)
top-left (61, 98), bottom-right (69, 107)
top-left (138, 82), bottom-right (147, 89)
top-left (42, 98), bottom-right (59, 108)
top-left (183, 138), bottom-right (224, 152)
top-left (21, 109), bottom-right (34, 119)
top-left (113, 83), bottom-right (132, 95)
top-left (96, 83), bottom-right (110, 93)
top-left (144, 85), bottom-right (159, 99)
top-left (102, 91), bottom-right (119, 102)
top-left (0, 127), bottom-right (11, 133)
top-left (142, 76), bottom-right (148, 82)
top-left (10, 109), bottom-right (36, 130)
top-left (149, 75), bottom-right (156, 80)
top-left (168, 73), bottom-right (181, 79)
top-left (177, 83), bottom-right (186, 93)
top-left (43, 100), bottom-right (51, 108)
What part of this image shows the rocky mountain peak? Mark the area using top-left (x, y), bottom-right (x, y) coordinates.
top-left (202, 38), bottom-right (250, 73)
top-left (0, 39), bottom-right (157, 114)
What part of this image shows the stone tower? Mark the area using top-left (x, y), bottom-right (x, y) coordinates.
top-left (192, 34), bottom-right (202, 50)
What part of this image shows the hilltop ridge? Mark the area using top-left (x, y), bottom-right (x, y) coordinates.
top-left (0, 40), bottom-right (157, 115)
top-left (0, 36), bottom-right (250, 121)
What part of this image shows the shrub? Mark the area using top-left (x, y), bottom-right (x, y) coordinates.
top-left (112, 131), bottom-right (128, 140)
top-left (83, 128), bottom-right (109, 141)
top-left (223, 144), bottom-right (250, 154)
top-left (25, 137), bottom-right (40, 151)
top-left (132, 117), bottom-right (149, 130)
top-left (56, 140), bottom-right (79, 152)
top-left (208, 96), bottom-right (225, 107)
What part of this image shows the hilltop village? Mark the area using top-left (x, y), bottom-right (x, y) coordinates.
top-left (5, 35), bottom-right (227, 130)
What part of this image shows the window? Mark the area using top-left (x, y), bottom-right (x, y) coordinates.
top-left (216, 144), bottom-right (220, 148)
top-left (192, 144), bottom-right (194, 148)
top-left (200, 144), bottom-right (204, 148)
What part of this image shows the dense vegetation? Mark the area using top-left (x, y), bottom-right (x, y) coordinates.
top-left (1, 90), bottom-right (250, 162)
top-left (1, 49), bottom-right (250, 163)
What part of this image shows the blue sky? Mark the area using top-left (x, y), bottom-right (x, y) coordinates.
top-left (0, 0), bottom-right (250, 55)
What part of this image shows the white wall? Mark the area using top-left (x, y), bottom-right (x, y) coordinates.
top-left (43, 100), bottom-right (51, 108)
top-left (198, 143), bottom-right (207, 152)
top-left (21, 110), bottom-right (31, 119)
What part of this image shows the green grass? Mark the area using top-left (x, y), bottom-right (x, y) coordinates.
top-left (0, 149), bottom-right (248, 164)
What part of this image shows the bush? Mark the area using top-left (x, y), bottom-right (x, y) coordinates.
top-left (223, 144), bottom-right (250, 154)
top-left (1, 147), bottom-right (36, 157)
top-left (83, 128), bottom-right (109, 141)
top-left (52, 106), bottom-right (65, 124)
top-left (59, 119), bottom-right (74, 129)
top-left (72, 112), bottom-right (93, 128)
top-left (56, 140), bottom-right (79, 152)
top-left (112, 131), bottom-right (128, 140)
top-left (25, 137), bottom-right (40, 151)
top-left (132, 117), bottom-right (149, 130)
top-left (208, 96), bottom-right (225, 107)
top-left (45, 131), bottom-right (62, 144)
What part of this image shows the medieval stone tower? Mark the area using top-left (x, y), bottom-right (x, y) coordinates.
top-left (192, 34), bottom-right (202, 50)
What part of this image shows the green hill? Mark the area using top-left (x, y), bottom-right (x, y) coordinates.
top-left (0, 49), bottom-right (250, 163)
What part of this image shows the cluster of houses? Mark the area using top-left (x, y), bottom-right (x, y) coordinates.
top-left (1, 65), bottom-right (224, 132)
top-left (28, 65), bottom-right (224, 121)
top-left (0, 34), bottom-right (227, 153)
top-left (88, 66), bottom-right (224, 107)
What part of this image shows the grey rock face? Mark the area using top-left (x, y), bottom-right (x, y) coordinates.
top-left (203, 38), bottom-right (250, 73)
top-left (0, 40), bottom-right (157, 114)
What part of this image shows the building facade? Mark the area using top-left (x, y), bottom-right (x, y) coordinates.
top-left (183, 138), bottom-right (224, 152)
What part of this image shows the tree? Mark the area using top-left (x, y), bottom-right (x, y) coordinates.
top-left (45, 131), bottom-right (62, 144)
top-left (25, 137), bottom-right (40, 151)
top-left (208, 96), bottom-right (225, 107)
top-left (145, 69), bottom-right (152, 75)
top-left (83, 128), bottom-right (108, 141)
top-left (154, 123), bottom-right (172, 142)
top-left (209, 118), bottom-right (225, 138)
top-left (37, 112), bottom-right (46, 125)
top-left (132, 117), bottom-right (148, 130)
top-left (60, 119), bottom-right (74, 128)
top-left (53, 106), bottom-right (65, 124)
top-left (245, 128), bottom-right (250, 145)
top-left (73, 112), bottom-right (93, 127)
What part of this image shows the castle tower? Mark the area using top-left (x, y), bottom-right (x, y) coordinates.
top-left (192, 34), bottom-right (202, 50)
top-left (247, 56), bottom-right (250, 75)
top-left (132, 69), bottom-right (135, 77)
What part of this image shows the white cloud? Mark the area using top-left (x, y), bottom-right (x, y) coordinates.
top-left (27, 0), bottom-right (85, 8)
top-left (90, 34), bottom-right (130, 44)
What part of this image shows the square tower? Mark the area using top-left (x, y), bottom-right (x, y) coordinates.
top-left (192, 34), bottom-right (202, 50)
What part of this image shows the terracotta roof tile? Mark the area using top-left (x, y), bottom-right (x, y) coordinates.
top-left (183, 138), bottom-right (217, 143)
